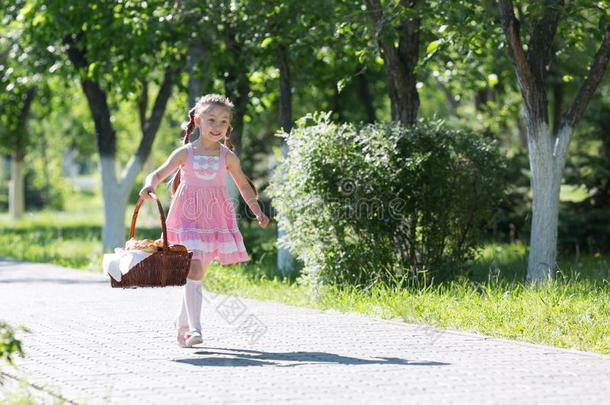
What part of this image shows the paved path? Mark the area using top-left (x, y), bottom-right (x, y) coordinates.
top-left (0, 259), bottom-right (609, 405)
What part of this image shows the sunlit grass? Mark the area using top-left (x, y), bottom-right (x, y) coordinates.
top-left (560, 184), bottom-right (590, 203)
top-left (204, 257), bottom-right (610, 355)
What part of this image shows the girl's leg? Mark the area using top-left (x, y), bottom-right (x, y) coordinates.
top-left (184, 259), bottom-right (211, 333)
top-left (175, 259), bottom-right (208, 331)
top-left (174, 293), bottom-right (189, 332)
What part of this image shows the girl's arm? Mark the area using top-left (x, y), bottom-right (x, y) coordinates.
top-left (225, 151), bottom-right (269, 228)
top-left (139, 146), bottom-right (188, 199)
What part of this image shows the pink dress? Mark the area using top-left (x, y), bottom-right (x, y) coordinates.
top-left (165, 142), bottom-right (250, 265)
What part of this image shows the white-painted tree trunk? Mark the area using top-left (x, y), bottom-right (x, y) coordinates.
top-left (141, 156), bottom-right (159, 228)
top-left (526, 123), bottom-right (572, 283)
top-left (8, 155), bottom-right (24, 220)
top-left (276, 141), bottom-right (296, 276)
top-left (100, 155), bottom-right (143, 252)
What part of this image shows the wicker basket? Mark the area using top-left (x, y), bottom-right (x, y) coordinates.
top-left (110, 193), bottom-right (193, 288)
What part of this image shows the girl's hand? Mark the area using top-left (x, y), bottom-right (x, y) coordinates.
top-left (139, 185), bottom-right (155, 200)
top-left (256, 213), bottom-right (270, 228)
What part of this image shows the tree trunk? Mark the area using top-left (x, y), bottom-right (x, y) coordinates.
top-left (224, 26), bottom-right (251, 216)
top-left (331, 81), bottom-right (344, 122)
top-left (224, 26), bottom-right (250, 157)
top-left (276, 43), bottom-right (296, 276)
top-left (525, 123), bottom-right (565, 282)
top-left (141, 155), bottom-right (159, 227)
top-left (498, 0), bottom-right (610, 283)
top-left (186, 37), bottom-right (210, 141)
top-left (40, 128), bottom-right (51, 203)
top-left (356, 69), bottom-right (376, 123)
top-left (8, 153), bottom-right (24, 219)
top-left (364, 0), bottom-right (420, 126)
top-left (99, 156), bottom-right (129, 250)
top-left (65, 34), bottom-right (176, 252)
top-left (435, 78), bottom-right (459, 117)
top-left (277, 44), bottom-right (293, 133)
top-left (8, 88), bottom-right (35, 219)
top-left (551, 81), bottom-right (564, 135)
top-left (474, 88), bottom-right (490, 112)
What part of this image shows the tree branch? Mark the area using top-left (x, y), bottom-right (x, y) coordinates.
top-left (122, 67), bottom-right (176, 193)
top-left (523, 1), bottom-right (563, 124)
top-left (63, 33), bottom-right (116, 158)
top-left (364, 0), bottom-right (383, 25)
top-left (497, 0), bottom-right (537, 115)
top-left (553, 23), bottom-right (610, 166)
top-left (398, 0), bottom-right (421, 73)
top-left (137, 80), bottom-right (148, 132)
top-left (561, 24), bottom-right (610, 130)
top-left (526, 0), bottom-right (563, 78)
top-left (14, 88), bottom-right (36, 160)
top-left (136, 67), bottom-right (175, 162)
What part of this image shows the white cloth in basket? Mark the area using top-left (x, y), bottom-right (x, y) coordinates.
top-left (103, 249), bottom-right (153, 282)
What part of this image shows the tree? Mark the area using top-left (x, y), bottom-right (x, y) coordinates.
top-left (497, 0), bottom-right (610, 282)
top-left (239, 0), bottom-right (340, 276)
top-left (363, 0), bottom-right (422, 125)
top-left (0, 2), bottom-right (43, 219)
top-left (20, 0), bottom-right (186, 251)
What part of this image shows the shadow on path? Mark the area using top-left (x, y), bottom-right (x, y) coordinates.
top-left (175, 347), bottom-right (450, 368)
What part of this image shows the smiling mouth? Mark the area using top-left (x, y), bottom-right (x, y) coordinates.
top-left (210, 132), bottom-right (221, 137)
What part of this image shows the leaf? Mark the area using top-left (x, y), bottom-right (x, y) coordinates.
top-left (487, 73), bottom-right (498, 87)
top-left (87, 62), bottom-right (98, 79)
top-left (32, 13), bottom-right (46, 27)
top-left (261, 37), bottom-right (273, 49)
top-left (337, 78), bottom-right (349, 93)
top-left (426, 40), bottom-right (441, 55)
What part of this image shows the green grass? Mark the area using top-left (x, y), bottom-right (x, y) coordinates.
top-left (0, 189), bottom-right (608, 355)
top-left (0, 189), bottom-right (169, 272)
top-left (560, 184), bottom-right (590, 203)
top-left (204, 244), bottom-right (610, 355)
top-left (0, 378), bottom-right (65, 405)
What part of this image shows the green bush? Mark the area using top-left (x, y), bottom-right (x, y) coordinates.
top-left (1, 321), bottom-right (24, 371)
top-left (268, 113), bottom-right (508, 288)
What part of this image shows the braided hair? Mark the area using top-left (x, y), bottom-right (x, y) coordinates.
top-left (169, 94), bottom-right (258, 200)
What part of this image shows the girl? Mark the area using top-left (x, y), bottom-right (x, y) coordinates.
top-left (139, 94), bottom-right (269, 348)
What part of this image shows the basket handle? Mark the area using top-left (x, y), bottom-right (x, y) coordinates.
top-left (129, 192), bottom-right (169, 250)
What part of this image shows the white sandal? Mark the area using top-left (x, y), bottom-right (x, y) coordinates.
top-left (173, 319), bottom-right (190, 347)
top-left (184, 331), bottom-right (202, 347)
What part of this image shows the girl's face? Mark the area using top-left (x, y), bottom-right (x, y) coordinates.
top-left (197, 105), bottom-right (232, 143)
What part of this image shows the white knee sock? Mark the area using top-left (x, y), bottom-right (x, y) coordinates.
top-left (175, 293), bottom-right (189, 331)
top-left (184, 277), bottom-right (202, 333)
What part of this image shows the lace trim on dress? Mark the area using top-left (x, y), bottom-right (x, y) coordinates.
top-left (179, 239), bottom-right (245, 253)
top-left (167, 226), bottom-right (240, 234)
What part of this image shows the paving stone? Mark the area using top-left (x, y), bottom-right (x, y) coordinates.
top-left (0, 259), bottom-right (609, 404)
